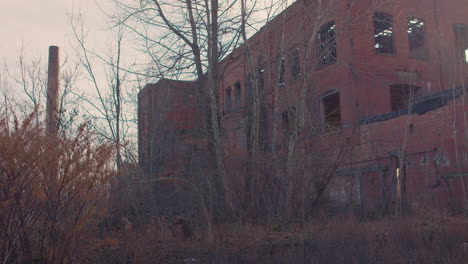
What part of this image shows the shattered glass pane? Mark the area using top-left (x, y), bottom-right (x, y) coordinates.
top-left (407, 17), bottom-right (426, 59)
top-left (374, 12), bottom-right (394, 54)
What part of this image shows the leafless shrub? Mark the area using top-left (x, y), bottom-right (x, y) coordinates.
top-left (0, 110), bottom-right (115, 263)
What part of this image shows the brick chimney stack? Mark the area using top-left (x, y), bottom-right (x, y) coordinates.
top-left (46, 46), bottom-right (60, 135)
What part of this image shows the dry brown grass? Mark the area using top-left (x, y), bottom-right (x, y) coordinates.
top-left (1, 112), bottom-right (467, 264)
top-left (78, 211), bottom-right (468, 263)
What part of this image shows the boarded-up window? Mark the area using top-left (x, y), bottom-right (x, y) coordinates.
top-left (322, 91), bottom-right (341, 131)
top-left (226, 87), bottom-right (232, 109)
top-left (454, 24), bottom-right (468, 63)
top-left (318, 21), bottom-right (337, 67)
top-left (374, 12), bottom-right (394, 54)
top-left (235, 81), bottom-right (241, 105)
top-left (390, 84), bottom-right (421, 111)
top-left (407, 17), bottom-right (427, 59)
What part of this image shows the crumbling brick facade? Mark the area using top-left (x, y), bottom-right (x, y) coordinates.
top-left (139, 0), bottom-right (468, 213)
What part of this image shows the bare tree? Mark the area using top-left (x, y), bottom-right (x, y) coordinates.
top-left (71, 13), bottom-right (133, 169)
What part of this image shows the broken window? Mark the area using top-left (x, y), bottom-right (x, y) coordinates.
top-left (235, 81), bottom-right (241, 106)
top-left (454, 24), bottom-right (468, 63)
top-left (374, 12), bottom-right (394, 54)
top-left (278, 56), bottom-right (285, 86)
top-left (317, 21), bottom-right (337, 67)
top-left (407, 17), bottom-right (427, 59)
top-left (226, 86), bottom-right (232, 109)
top-left (322, 91), bottom-right (341, 132)
top-left (258, 67), bottom-right (264, 91)
top-left (291, 46), bottom-right (301, 80)
top-left (390, 84), bottom-right (421, 111)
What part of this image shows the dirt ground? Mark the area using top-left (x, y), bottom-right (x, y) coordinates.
top-left (78, 214), bottom-right (468, 263)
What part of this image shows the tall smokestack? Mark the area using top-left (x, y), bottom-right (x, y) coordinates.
top-left (46, 46), bottom-right (60, 135)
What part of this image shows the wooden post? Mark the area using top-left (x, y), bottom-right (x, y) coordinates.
top-left (46, 46), bottom-right (60, 135)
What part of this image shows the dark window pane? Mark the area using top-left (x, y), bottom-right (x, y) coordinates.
top-left (318, 21), bottom-right (337, 67)
top-left (454, 24), bottom-right (468, 63)
top-left (322, 91), bottom-right (341, 132)
top-left (235, 81), bottom-right (241, 105)
top-left (282, 106), bottom-right (296, 131)
top-left (226, 87), bottom-right (232, 109)
top-left (390, 84), bottom-right (421, 111)
top-left (279, 56), bottom-right (285, 86)
top-left (291, 47), bottom-right (301, 79)
top-left (258, 56), bottom-right (264, 91)
top-left (258, 68), bottom-right (264, 91)
top-left (374, 12), bottom-right (394, 54)
top-left (407, 17), bottom-right (427, 59)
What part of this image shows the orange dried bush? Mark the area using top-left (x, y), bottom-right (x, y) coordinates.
top-left (0, 111), bottom-right (115, 263)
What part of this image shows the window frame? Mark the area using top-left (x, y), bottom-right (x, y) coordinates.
top-left (454, 24), bottom-right (468, 63)
top-left (389, 84), bottom-right (422, 112)
top-left (317, 21), bottom-right (338, 68)
top-left (234, 81), bottom-right (242, 106)
top-left (407, 17), bottom-right (427, 59)
top-left (373, 12), bottom-right (395, 55)
top-left (291, 45), bottom-right (301, 80)
top-left (278, 55), bottom-right (286, 86)
top-left (226, 86), bottom-right (232, 110)
top-left (320, 90), bottom-right (342, 133)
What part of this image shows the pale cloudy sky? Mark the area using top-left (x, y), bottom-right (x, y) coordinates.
top-left (0, 0), bottom-right (113, 65)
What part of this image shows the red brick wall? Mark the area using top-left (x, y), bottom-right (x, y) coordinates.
top-left (138, 0), bottom-right (468, 212)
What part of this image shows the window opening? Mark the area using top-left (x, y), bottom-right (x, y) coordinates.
top-left (407, 17), bottom-right (427, 59)
top-left (322, 91), bottom-right (341, 132)
top-left (279, 56), bottom-right (285, 86)
top-left (454, 24), bottom-right (468, 63)
top-left (258, 68), bottom-right (264, 91)
top-left (318, 21), bottom-right (337, 67)
top-left (235, 81), bottom-right (241, 106)
top-left (246, 74), bottom-right (253, 101)
top-left (292, 46), bottom-right (301, 79)
top-left (374, 12), bottom-right (394, 54)
top-left (282, 106), bottom-right (296, 132)
top-left (226, 87), bottom-right (232, 109)
top-left (258, 56), bottom-right (265, 91)
top-left (390, 84), bottom-right (421, 111)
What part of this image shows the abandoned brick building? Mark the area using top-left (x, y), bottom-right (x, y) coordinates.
top-left (139, 0), bottom-right (468, 214)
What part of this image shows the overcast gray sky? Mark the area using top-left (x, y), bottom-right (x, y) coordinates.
top-left (0, 0), bottom-right (113, 65)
